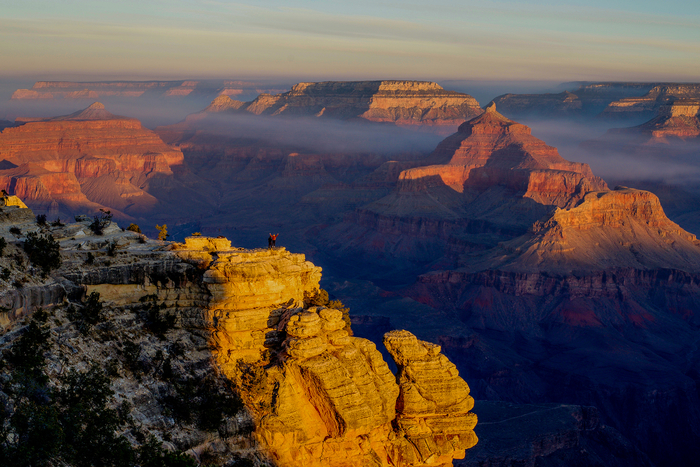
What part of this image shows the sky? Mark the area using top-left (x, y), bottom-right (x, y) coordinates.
top-left (0, 0), bottom-right (699, 82)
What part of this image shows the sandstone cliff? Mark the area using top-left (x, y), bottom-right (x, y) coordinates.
top-left (602, 84), bottom-right (700, 119)
top-left (492, 82), bottom-right (660, 118)
top-left (0, 206), bottom-right (478, 467)
top-left (180, 80), bottom-right (482, 130)
top-left (318, 103), bottom-right (608, 269)
top-left (0, 103), bottom-right (196, 218)
top-left (606, 100), bottom-right (700, 141)
top-left (10, 80), bottom-right (283, 101)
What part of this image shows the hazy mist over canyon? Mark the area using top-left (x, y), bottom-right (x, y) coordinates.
top-left (2, 1), bottom-right (700, 466)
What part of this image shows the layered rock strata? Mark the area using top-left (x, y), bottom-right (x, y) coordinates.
top-left (602, 84), bottom-right (700, 119)
top-left (318, 103), bottom-right (607, 267)
top-left (197, 245), bottom-right (478, 466)
top-left (10, 80), bottom-right (283, 101)
top-left (182, 81), bottom-right (483, 129)
top-left (0, 102), bottom-right (186, 217)
top-left (492, 82), bottom-right (660, 118)
top-left (608, 100), bottom-right (700, 140)
top-left (0, 205), bottom-right (478, 467)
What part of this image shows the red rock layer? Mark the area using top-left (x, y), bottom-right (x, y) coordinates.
top-left (0, 103), bottom-right (184, 216)
top-left (193, 80), bottom-right (483, 128)
top-left (379, 103), bottom-right (606, 217)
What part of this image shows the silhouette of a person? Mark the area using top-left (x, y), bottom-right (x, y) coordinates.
top-left (268, 234), bottom-right (273, 249)
top-left (271, 233), bottom-right (279, 248)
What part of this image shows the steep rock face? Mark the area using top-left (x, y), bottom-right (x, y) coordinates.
top-left (490, 91), bottom-right (582, 117)
top-left (189, 80), bottom-right (483, 129)
top-left (320, 104), bottom-right (607, 266)
top-left (385, 330), bottom-right (478, 465)
top-left (602, 84), bottom-right (700, 119)
top-left (203, 248), bottom-right (322, 362)
top-left (492, 82), bottom-right (659, 118)
top-left (0, 103), bottom-right (186, 217)
top-left (204, 95), bottom-right (247, 113)
top-left (196, 245), bottom-right (477, 466)
top-left (608, 100), bottom-right (700, 140)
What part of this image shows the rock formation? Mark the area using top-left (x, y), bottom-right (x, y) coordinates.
top-left (492, 82), bottom-right (660, 118)
top-left (606, 99), bottom-right (700, 141)
top-left (318, 103), bottom-right (608, 268)
top-left (177, 80), bottom-right (483, 130)
top-left (0, 102), bottom-right (192, 218)
top-left (0, 199), bottom-right (478, 467)
top-left (9, 80), bottom-right (283, 101)
top-left (311, 103), bottom-right (700, 467)
top-left (602, 84), bottom-right (700, 119)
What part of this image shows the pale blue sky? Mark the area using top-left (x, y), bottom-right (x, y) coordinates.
top-left (0, 0), bottom-right (698, 81)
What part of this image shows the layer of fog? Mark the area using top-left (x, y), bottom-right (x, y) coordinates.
top-left (440, 79), bottom-right (565, 106)
top-left (195, 113), bottom-right (445, 156)
top-left (524, 118), bottom-right (700, 188)
top-left (0, 77), bottom-right (294, 127)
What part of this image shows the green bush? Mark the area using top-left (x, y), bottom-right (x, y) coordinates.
top-left (126, 223), bottom-right (141, 233)
top-left (0, 320), bottom-right (198, 467)
top-left (23, 232), bottom-right (61, 274)
top-left (140, 294), bottom-right (176, 339)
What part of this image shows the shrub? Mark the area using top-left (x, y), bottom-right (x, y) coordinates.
top-left (23, 231), bottom-right (62, 274)
top-left (85, 252), bottom-right (95, 265)
top-left (0, 236), bottom-right (6, 256)
top-left (88, 209), bottom-right (113, 235)
top-left (36, 214), bottom-right (47, 226)
top-left (51, 218), bottom-right (64, 227)
top-left (107, 240), bottom-right (118, 257)
top-left (70, 292), bottom-right (103, 334)
top-left (121, 341), bottom-right (142, 376)
top-left (304, 288), bottom-right (329, 307)
top-left (1, 267), bottom-right (10, 281)
top-left (155, 224), bottom-right (168, 241)
top-left (9, 226), bottom-right (21, 236)
top-left (126, 223), bottom-right (141, 233)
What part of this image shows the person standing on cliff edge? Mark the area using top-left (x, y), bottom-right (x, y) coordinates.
top-left (269, 233), bottom-right (278, 249)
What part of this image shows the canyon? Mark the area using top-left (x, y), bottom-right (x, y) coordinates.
top-left (0, 202), bottom-right (482, 466)
top-left (0, 202), bottom-right (654, 466)
top-left (492, 82), bottom-right (700, 121)
top-left (4, 80), bottom-right (700, 465)
top-left (190, 81), bottom-right (483, 130)
top-left (0, 102), bottom-right (211, 222)
top-left (10, 80), bottom-right (287, 102)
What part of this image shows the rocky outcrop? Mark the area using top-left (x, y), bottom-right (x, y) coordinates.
top-left (385, 330), bottom-right (478, 464)
top-left (607, 100), bottom-right (700, 140)
top-left (492, 82), bottom-right (660, 118)
top-left (192, 244), bottom-right (477, 466)
top-left (0, 192), bottom-right (479, 466)
top-left (490, 91), bottom-right (582, 117)
top-left (0, 103), bottom-right (188, 217)
top-left (10, 80), bottom-right (266, 100)
top-left (602, 84), bottom-right (700, 119)
top-left (204, 95), bottom-right (247, 113)
top-left (187, 80), bottom-right (483, 129)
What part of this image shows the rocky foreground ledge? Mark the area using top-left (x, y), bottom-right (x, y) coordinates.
top-left (0, 205), bottom-right (477, 466)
